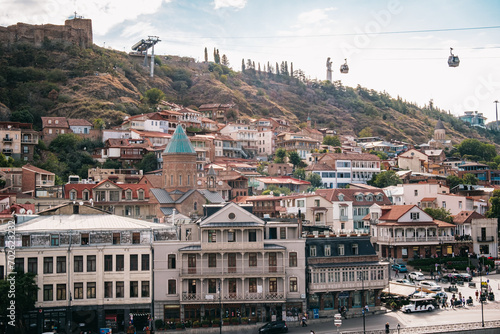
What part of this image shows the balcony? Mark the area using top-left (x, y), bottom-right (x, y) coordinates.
top-left (181, 292), bottom-right (284, 302)
top-left (2, 149), bottom-right (12, 155)
top-left (477, 236), bottom-right (494, 242)
top-left (180, 265), bottom-right (284, 277)
top-left (309, 279), bottom-right (385, 293)
top-left (377, 235), bottom-right (455, 244)
top-left (2, 137), bottom-right (12, 142)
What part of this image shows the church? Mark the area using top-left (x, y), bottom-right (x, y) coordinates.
top-left (149, 126), bottom-right (225, 221)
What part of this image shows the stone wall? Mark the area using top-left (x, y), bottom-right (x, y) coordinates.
top-left (0, 18), bottom-right (92, 48)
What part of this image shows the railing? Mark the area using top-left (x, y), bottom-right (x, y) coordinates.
top-left (180, 292), bottom-right (284, 302)
top-left (477, 236), bottom-right (494, 242)
top-left (180, 265), bottom-right (285, 276)
top-left (3, 138), bottom-right (12, 142)
top-left (377, 235), bottom-right (454, 243)
top-left (309, 280), bottom-right (385, 292)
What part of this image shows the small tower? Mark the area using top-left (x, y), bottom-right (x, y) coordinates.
top-left (207, 166), bottom-right (217, 191)
top-left (434, 119), bottom-right (445, 142)
top-left (162, 126), bottom-right (197, 192)
top-left (307, 114), bottom-right (312, 128)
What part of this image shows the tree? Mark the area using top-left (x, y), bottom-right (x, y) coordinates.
top-left (93, 118), bottom-right (105, 130)
top-left (274, 148), bottom-right (286, 163)
top-left (368, 170), bottom-right (401, 188)
top-left (10, 108), bottom-right (34, 124)
top-left (358, 127), bottom-right (373, 138)
top-left (486, 189), bottom-right (500, 220)
top-left (462, 173), bottom-right (478, 185)
top-left (323, 135), bottom-right (341, 147)
top-left (136, 152), bottom-right (158, 173)
top-left (204, 47), bottom-right (208, 62)
top-left (241, 59), bottom-right (245, 72)
top-left (424, 207), bottom-right (453, 223)
top-left (306, 172), bottom-right (322, 188)
top-left (446, 175), bottom-right (461, 190)
top-left (144, 88), bottom-right (165, 106)
top-left (0, 271), bottom-right (38, 332)
top-left (221, 54), bottom-right (229, 66)
top-left (293, 168), bottom-right (305, 180)
top-left (287, 151), bottom-right (301, 170)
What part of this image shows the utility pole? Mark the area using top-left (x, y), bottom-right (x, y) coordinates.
top-left (495, 100), bottom-right (499, 130)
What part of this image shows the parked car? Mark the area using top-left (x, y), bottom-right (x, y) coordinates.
top-left (395, 279), bottom-right (411, 284)
top-left (419, 281), bottom-right (442, 291)
top-left (409, 271), bottom-right (425, 281)
top-left (258, 321), bottom-right (288, 333)
top-left (408, 290), bottom-right (428, 298)
top-left (401, 298), bottom-right (436, 313)
top-left (428, 291), bottom-right (448, 301)
top-left (457, 273), bottom-right (472, 282)
top-left (392, 263), bottom-right (408, 273)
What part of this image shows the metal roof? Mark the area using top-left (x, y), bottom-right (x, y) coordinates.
top-left (150, 188), bottom-right (175, 204)
top-left (264, 244), bottom-right (286, 250)
top-left (198, 189), bottom-right (225, 203)
top-left (202, 222), bottom-right (262, 227)
top-left (179, 245), bottom-right (202, 251)
top-left (160, 207), bottom-right (175, 215)
top-left (163, 126), bottom-right (196, 154)
top-left (310, 261), bottom-right (384, 268)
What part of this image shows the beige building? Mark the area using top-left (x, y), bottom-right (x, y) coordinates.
top-left (153, 202), bottom-right (306, 324)
top-left (2, 203), bottom-right (174, 333)
top-left (398, 149), bottom-right (428, 173)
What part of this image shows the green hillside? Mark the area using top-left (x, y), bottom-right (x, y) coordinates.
top-left (0, 40), bottom-right (498, 147)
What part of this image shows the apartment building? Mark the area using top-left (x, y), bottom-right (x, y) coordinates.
top-left (153, 203), bottom-right (306, 324)
top-left (2, 203), bottom-right (174, 333)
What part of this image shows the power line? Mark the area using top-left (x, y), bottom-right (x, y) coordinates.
top-left (186, 25), bottom-right (500, 40)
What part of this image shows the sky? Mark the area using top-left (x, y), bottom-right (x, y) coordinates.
top-left (1, 0), bottom-right (500, 123)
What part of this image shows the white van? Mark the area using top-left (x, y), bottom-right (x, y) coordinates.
top-left (401, 298), bottom-right (436, 313)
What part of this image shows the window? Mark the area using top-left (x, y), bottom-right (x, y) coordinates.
top-left (208, 253), bottom-right (217, 268)
top-left (81, 233), bottom-right (89, 245)
top-left (269, 227), bottom-right (277, 239)
top-left (56, 284), bottom-right (66, 300)
top-left (70, 190), bottom-right (76, 200)
top-left (188, 254), bottom-right (196, 274)
top-left (113, 233), bottom-right (121, 245)
top-left (104, 282), bottom-right (113, 298)
top-left (269, 253), bottom-right (277, 272)
top-left (249, 253), bottom-right (257, 267)
top-left (310, 246), bottom-right (317, 257)
top-left (352, 244), bottom-right (359, 255)
top-left (130, 281), bottom-right (139, 298)
top-left (410, 212), bottom-right (420, 220)
top-left (228, 230), bottom-right (235, 242)
top-left (248, 278), bottom-right (257, 293)
top-left (338, 244), bottom-right (345, 256)
top-left (208, 230), bottom-right (217, 243)
top-left (14, 258), bottom-right (24, 272)
top-left (116, 255), bottom-right (124, 271)
top-left (325, 245), bottom-right (331, 256)
top-left (44, 257), bottom-right (53, 274)
top-left (132, 233), bottom-right (140, 244)
top-left (126, 190), bottom-right (132, 200)
top-left (74, 283), bottom-right (83, 299)
top-left (115, 282), bottom-right (124, 298)
top-left (297, 200), bottom-right (305, 207)
top-left (289, 277), bottom-right (298, 292)
top-left (289, 252), bottom-right (297, 267)
top-left (22, 235), bottom-right (30, 247)
top-left (26, 257), bottom-right (37, 274)
top-left (130, 254), bottom-right (138, 271)
top-left (228, 278), bottom-right (236, 295)
top-left (50, 234), bottom-right (59, 246)
top-left (83, 190), bottom-right (89, 201)
top-left (138, 190), bottom-right (144, 200)
top-left (110, 191), bottom-right (120, 201)
top-left (56, 256), bottom-right (66, 273)
top-left (168, 280), bottom-right (176, 295)
top-left (141, 281), bottom-right (150, 297)
top-left (74, 256), bottom-right (83, 272)
top-left (43, 285), bottom-right (53, 301)
top-left (140, 254), bottom-right (149, 271)
top-left (315, 199), bottom-right (320, 207)
top-left (459, 201), bottom-right (463, 209)
top-left (208, 279), bottom-right (217, 294)
top-left (280, 227), bottom-right (286, 239)
top-left (269, 278), bottom-right (277, 293)
top-left (87, 282), bottom-right (96, 299)
top-left (168, 254), bottom-right (176, 269)
top-left (228, 253), bottom-right (236, 273)
top-left (87, 255), bottom-right (96, 272)
top-left (104, 255), bottom-right (113, 271)
top-left (414, 190), bottom-right (418, 196)
top-left (442, 201), bottom-right (446, 208)
top-left (248, 230), bottom-right (257, 242)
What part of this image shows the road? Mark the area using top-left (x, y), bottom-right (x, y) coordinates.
top-left (288, 272), bottom-right (500, 334)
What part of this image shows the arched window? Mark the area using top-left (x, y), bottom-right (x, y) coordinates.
top-left (194, 202), bottom-right (198, 211)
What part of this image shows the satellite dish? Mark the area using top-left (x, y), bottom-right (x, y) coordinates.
top-left (19, 208), bottom-right (26, 214)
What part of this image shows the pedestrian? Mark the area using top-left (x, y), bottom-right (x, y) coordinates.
top-left (385, 322), bottom-right (390, 334)
top-left (476, 290), bottom-right (479, 301)
top-left (310, 331), bottom-right (315, 334)
top-left (395, 269), bottom-right (399, 277)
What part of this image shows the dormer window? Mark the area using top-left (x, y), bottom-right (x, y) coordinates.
top-left (352, 243), bottom-right (358, 255)
top-left (55, 120), bottom-right (59, 124)
top-left (48, 120), bottom-right (52, 124)
top-left (338, 194), bottom-right (344, 201)
top-left (338, 244), bottom-right (345, 256)
top-left (126, 190), bottom-right (132, 200)
top-left (138, 190), bottom-right (144, 200)
top-left (324, 245), bottom-right (331, 256)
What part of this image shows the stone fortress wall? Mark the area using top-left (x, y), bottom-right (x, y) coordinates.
top-left (0, 18), bottom-right (93, 48)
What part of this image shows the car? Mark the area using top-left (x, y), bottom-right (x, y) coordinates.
top-left (409, 271), bottom-right (425, 281)
top-left (392, 263), bottom-right (408, 273)
top-left (401, 297), bottom-right (437, 313)
top-left (458, 273), bottom-right (472, 282)
top-left (419, 281), bottom-right (442, 291)
top-left (429, 291), bottom-right (448, 301)
top-left (258, 321), bottom-right (288, 333)
top-left (449, 273), bottom-right (472, 282)
top-left (408, 290), bottom-right (428, 298)
top-left (395, 279), bottom-right (411, 284)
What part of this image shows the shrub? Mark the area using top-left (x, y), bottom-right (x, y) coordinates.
top-left (154, 319), bottom-right (164, 329)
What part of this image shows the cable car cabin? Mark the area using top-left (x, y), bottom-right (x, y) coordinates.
top-left (340, 59), bottom-right (349, 73)
top-left (448, 47), bottom-right (460, 67)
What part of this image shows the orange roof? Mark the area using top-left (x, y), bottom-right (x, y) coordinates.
top-left (379, 205), bottom-right (415, 221)
top-left (421, 197), bottom-right (437, 202)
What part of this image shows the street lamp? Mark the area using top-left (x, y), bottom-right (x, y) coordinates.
top-left (360, 271), bottom-right (366, 334)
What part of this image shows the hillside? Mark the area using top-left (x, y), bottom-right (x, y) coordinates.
top-left (0, 40), bottom-right (498, 147)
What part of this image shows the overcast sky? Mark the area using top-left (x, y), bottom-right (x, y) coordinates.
top-left (2, 0), bottom-right (500, 123)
